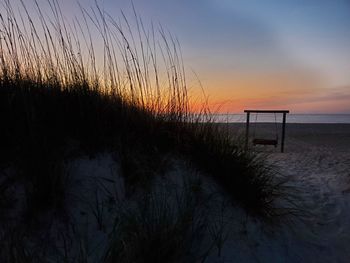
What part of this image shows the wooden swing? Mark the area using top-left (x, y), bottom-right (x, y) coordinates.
top-left (253, 138), bottom-right (278, 146)
top-left (244, 110), bottom-right (289, 153)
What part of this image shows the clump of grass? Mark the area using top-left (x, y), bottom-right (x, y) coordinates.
top-left (0, 170), bottom-right (16, 214)
top-left (179, 122), bottom-right (283, 218)
top-left (105, 183), bottom-right (209, 263)
top-left (0, 0), bottom-right (284, 226)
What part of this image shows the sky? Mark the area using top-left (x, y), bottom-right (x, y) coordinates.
top-left (6, 0), bottom-right (350, 113)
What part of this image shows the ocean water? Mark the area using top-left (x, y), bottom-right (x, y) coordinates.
top-left (210, 114), bottom-right (350, 124)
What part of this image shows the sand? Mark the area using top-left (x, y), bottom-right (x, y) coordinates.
top-left (2, 124), bottom-right (350, 262)
top-left (270, 124), bottom-right (350, 262)
top-left (44, 124), bottom-right (350, 262)
top-left (215, 123), bottom-right (350, 262)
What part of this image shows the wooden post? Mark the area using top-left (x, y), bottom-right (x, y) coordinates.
top-left (245, 112), bottom-right (250, 150)
top-left (281, 112), bottom-right (287, 153)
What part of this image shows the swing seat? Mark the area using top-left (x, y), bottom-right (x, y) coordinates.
top-left (253, 138), bottom-right (278, 147)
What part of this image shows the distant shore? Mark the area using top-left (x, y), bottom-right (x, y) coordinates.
top-left (210, 113), bottom-right (350, 124)
top-left (221, 123), bottom-right (350, 153)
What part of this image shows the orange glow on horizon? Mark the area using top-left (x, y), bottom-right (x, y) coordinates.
top-left (187, 69), bottom-right (350, 114)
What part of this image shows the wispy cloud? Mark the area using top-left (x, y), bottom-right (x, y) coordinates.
top-left (210, 85), bottom-right (350, 113)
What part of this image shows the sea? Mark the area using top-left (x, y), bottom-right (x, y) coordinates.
top-left (210, 114), bottom-right (350, 124)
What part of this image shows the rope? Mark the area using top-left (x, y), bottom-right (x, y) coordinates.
top-left (274, 113), bottom-right (278, 141)
top-left (252, 112), bottom-right (258, 138)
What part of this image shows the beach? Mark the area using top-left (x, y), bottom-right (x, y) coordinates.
top-left (273, 124), bottom-right (350, 262)
top-left (215, 123), bottom-right (350, 262)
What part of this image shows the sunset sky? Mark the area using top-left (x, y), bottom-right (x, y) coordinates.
top-left (6, 0), bottom-right (350, 113)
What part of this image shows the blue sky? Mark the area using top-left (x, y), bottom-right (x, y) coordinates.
top-left (5, 0), bottom-right (350, 113)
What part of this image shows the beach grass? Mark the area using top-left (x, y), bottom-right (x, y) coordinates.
top-left (0, 0), bottom-right (286, 261)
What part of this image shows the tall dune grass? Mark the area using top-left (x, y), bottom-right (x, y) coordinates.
top-left (0, 1), bottom-right (291, 261)
top-left (0, 0), bottom-right (283, 225)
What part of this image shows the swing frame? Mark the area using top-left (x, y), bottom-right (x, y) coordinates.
top-left (244, 110), bottom-right (289, 153)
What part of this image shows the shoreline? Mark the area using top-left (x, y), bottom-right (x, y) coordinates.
top-left (219, 123), bottom-right (350, 153)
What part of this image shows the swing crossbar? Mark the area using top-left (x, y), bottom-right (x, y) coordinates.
top-left (244, 110), bottom-right (289, 114)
